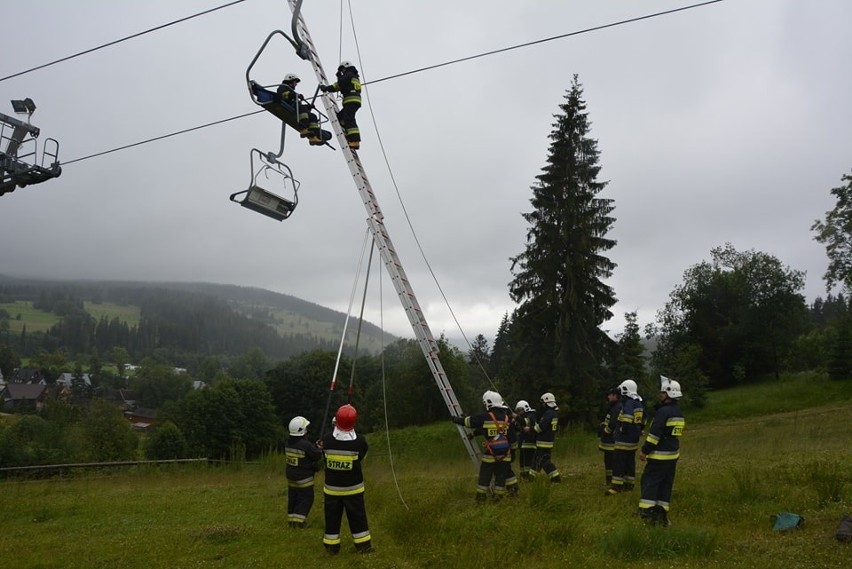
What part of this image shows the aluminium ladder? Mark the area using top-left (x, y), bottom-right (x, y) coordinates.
top-left (287, 0), bottom-right (480, 465)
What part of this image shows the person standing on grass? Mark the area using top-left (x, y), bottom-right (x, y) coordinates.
top-left (533, 392), bottom-right (561, 483)
top-left (513, 400), bottom-right (538, 481)
top-left (598, 387), bottom-right (622, 487)
top-left (285, 416), bottom-right (323, 528)
top-left (452, 390), bottom-right (519, 500)
top-left (321, 404), bottom-right (372, 554)
top-left (638, 376), bottom-right (685, 527)
top-left (607, 379), bottom-right (644, 495)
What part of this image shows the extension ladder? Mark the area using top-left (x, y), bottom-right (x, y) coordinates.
top-left (287, 0), bottom-right (480, 466)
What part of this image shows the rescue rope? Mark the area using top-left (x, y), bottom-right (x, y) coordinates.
top-left (320, 225), bottom-right (371, 440)
top-left (376, 250), bottom-right (410, 510)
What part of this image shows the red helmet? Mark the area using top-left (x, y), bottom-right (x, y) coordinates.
top-left (335, 404), bottom-right (358, 431)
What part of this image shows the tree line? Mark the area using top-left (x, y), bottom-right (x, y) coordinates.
top-left (2, 75), bottom-right (851, 469)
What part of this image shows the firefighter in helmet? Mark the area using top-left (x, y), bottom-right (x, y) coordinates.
top-left (638, 376), bottom-right (685, 526)
top-left (321, 404), bottom-right (372, 554)
top-left (285, 415), bottom-right (322, 528)
top-left (607, 379), bottom-right (644, 495)
top-left (534, 392), bottom-right (561, 482)
top-left (513, 400), bottom-right (537, 480)
top-left (276, 73), bottom-right (323, 145)
top-left (320, 61), bottom-right (362, 150)
top-left (452, 390), bottom-right (519, 500)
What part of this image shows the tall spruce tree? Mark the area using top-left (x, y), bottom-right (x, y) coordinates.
top-left (508, 75), bottom-right (617, 421)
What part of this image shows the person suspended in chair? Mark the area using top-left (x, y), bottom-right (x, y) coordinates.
top-left (277, 73), bottom-right (324, 145)
top-left (320, 61), bottom-right (362, 150)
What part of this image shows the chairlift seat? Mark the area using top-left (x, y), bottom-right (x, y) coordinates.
top-left (230, 184), bottom-right (296, 221)
top-left (249, 82), bottom-right (333, 143)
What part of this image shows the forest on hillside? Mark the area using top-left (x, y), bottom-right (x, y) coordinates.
top-left (0, 279), bottom-right (359, 365)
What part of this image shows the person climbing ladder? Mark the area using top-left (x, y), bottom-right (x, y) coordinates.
top-left (320, 61), bottom-right (362, 150)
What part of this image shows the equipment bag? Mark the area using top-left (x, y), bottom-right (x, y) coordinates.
top-left (772, 512), bottom-right (804, 531)
top-left (483, 411), bottom-right (511, 457)
top-left (836, 515), bottom-right (852, 543)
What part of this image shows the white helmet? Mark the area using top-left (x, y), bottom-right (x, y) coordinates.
top-left (515, 400), bottom-right (531, 413)
top-left (283, 73), bottom-right (300, 82)
top-left (660, 375), bottom-right (683, 399)
top-left (540, 392), bottom-right (557, 407)
top-left (618, 379), bottom-right (638, 398)
top-left (482, 390), bottom-right (505, 410)
top-left (339, 60), bottom-right (353, 69)
top-left (288, 416), bottom-right (310, 436)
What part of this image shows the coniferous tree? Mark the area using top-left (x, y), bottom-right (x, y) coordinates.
top-left (508, 75), bottom-right (617, 421)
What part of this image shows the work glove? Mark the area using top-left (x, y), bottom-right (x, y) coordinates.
top-left (451, 416), bottom-right (465, 426)
top-left (319, 85), bottom-right (330, 93)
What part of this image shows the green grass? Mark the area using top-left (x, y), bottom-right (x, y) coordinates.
top-left (83, 301), bottom-right (142, 327)
top-left (2, 377), bottom-right (852, 568)
top-left (0, 300), bottom-right (59, 333)
top-left (0, 300), bottom-right (141, 334)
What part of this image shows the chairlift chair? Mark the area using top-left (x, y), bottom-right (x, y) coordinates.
top-left (246, 30), bottom-right (332, 146)
top-left (230, 148), bottom-right (300, 221)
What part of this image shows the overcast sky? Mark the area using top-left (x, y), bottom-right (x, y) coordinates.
top-left (1, 0), bottom-right (850, 345)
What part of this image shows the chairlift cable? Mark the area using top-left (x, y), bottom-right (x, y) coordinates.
top-left (56, 1), bottom-right (724, 171)
top-left (0, 0), bottom-right (251, 83)
top-left (362, 0), bottom-right (726, 87)
top-left (61, 110), bottom-right (264, 166)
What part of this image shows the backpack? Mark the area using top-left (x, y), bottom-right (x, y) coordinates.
top-left (836, 516), bottom-right (852, 543)
top-left (483, 411), bottom-right (511, 458)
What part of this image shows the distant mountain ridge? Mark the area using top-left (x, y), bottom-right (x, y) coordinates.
top-left (0, 275), bottom-right (394, 357)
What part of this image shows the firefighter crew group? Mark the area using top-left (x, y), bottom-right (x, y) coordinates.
top-left (284, 376), bottom-right (685, 555)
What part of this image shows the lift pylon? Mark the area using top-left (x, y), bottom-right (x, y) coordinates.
top-left (287, 0), bottom-right (480, 465)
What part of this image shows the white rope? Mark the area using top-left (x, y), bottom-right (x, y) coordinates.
top-left (377, 248), bottom-right (409, 510)
top-left (330, 226), bottom-right (371, 387)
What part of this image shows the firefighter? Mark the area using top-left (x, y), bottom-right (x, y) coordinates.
top-left (276, 73), bottom-right (323, 145)
top-left (598, 387), bottom-right (622, 486)
top-left (534, 392), bottom-right (561, 483)
top-left (607, 379), bottom-right (644, 495)
top-left (638, 376), bottom-right (685, 526)
top-left (321, 404), bottom-right (372, 554)
top-left (285, 416), bottom-right (323, 528)
top-left (320, 61), bottom-right (362, 150)
top-left (452, 390), bottom-right (519, 500)
top-left (513, 400), bottom-right (537, 480)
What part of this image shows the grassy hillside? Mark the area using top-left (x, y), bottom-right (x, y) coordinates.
top-left (2, 375), bottom-right (851, 568)
top-left (0, 300), bottom-right (58, 333)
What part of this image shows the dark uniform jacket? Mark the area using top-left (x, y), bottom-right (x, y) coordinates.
top-left (514, 411), bottom-right (538, 450)
top-left (328, 69), bottom-right (362, 105)
top-left (534, 406), bottom-right (559, 448)
top-left (463, 407), bottom-right (513, 463)
top-left (641, 400), bottom-right (685, 460)
top-left (285, 435), bottom-right (323, 487)
top-left (599, 399), bottom-right (622, 451)
top-left (614, 397), bottom-right (644, 451)
top-left (321, 433), bottom-right (369, 496)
